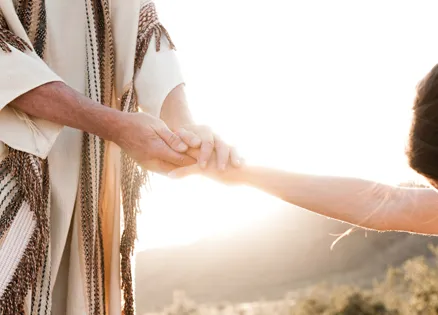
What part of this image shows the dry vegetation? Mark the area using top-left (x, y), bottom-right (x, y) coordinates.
top-left (143, 245), bottom-right (438, 315)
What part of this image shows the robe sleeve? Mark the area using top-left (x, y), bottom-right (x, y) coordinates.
top-left (134, 0), bottom-right (184, 118)
top-left (0, 16), bottom-right (64, 159)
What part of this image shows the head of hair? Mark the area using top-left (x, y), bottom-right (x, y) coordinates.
top-left (407, 64), bottom-right (438, 186)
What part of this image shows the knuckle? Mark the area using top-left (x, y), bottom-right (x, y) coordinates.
top-left (168, 133), bottom-right (179, 145)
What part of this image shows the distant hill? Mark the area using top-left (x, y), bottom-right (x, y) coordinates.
top-left (135, 204), bottom-right (438, 313)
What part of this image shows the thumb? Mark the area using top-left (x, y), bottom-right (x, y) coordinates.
top-left (168, 164), bottom-right (202, 179)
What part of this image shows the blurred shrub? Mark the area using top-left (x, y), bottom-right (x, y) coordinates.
top-left (144, 245), bottom-right (438, 315)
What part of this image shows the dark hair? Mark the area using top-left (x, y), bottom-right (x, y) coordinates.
top-left (407, 64), bottom-right (438, 182)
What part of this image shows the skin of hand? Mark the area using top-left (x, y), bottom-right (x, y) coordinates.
top-left (169, 148), bottom-right (243, 184)
top-left (170, 152), bottom-right (438, 236)
top-left (175, 125), bottom-right (241, 171)
top-left (160, 84), bottom-right (242, 170)
top-left (9, 82), bottom-right (196, 174)
top-left (116, 112), bottom-right (197, 174)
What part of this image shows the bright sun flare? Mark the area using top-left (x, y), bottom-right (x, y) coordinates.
top-left (137, 0), bottom-right (438, 250)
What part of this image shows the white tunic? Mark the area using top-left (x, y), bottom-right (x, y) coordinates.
top-left (0, 0), bottom-right (183, 313)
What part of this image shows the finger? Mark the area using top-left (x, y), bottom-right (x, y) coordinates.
top-left (214, 138), bottom-right (230, 171)
top-left (146, 159), bottom-right (180, 175)
top-left (186, 148), bottom-right (201, 160)
top-left (230, 147), bottom-right (242, 168)
top-left (154, 124), bottom-right (188, 153)
top-left (168, 164), bottom-right (202, 179)
top-left (156, 140), bottom-right (196, 167)
top-left (177, 128), bottom-right (202, 148)
top-left (198, 131), bottom-right (215, 169)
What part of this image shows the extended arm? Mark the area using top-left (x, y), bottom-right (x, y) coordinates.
top-left (10, 81), bottom-right (127, 144)
top-left (170, 162), bottom-right (438, 235)
top-left (235, 167), bottom-right (438, 234)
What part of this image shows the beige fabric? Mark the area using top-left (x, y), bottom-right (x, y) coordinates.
top-left (136, 34), bottom-right (185, 117)
top-left (0, 0), bottom-right (184, 313)
top-left (0, 1), bottom-right (64, 159)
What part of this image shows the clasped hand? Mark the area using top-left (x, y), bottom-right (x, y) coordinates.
top-left (117, 112), bottom-right (242, 175)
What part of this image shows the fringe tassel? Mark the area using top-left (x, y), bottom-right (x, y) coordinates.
top-left (0, 149), bottom-right (50, 314)
top-left (120, 152), bottom-right (147, 315)
top-left (135, 2), bottom-right (175, 71)
top-left (0, 15), bottom-right (47, 313)
top-left (119, 85), bottom-right (148, 315)
top-left (119, 4), bottom-right (176, 312)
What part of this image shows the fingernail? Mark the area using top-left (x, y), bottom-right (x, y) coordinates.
top-left (200, 161), bottom-right (207, 169)
top-left (235, 159), bottom-right (241, 166)
top-left (178, 143), bottom-right (188, 151)
top-left (168, 171), bottom-right (176, 178)
top-left (220, 164), bottom-right (226, 171)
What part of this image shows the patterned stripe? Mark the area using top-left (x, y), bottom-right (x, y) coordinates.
top-left (0, 190), bottom-right (22, 239)
top-left (33, 0), bottom-right (47, 58)
top-left (85, 0), bottom-right (102, 103)
top-left (0, 146), bottom-right (51, 314)
top-left (0, 9), bottom-right (32, 53)
top-left (0, 177), bottom-right (18, 217)
top-left (82, 2), bottom-right (105, 313)
top-left (0, 203), bottom-right (35, 296)
top-left (32, 242), bottom-right (51, 315)
top-left (91, 0), bottom-right (114, 107)
top-left (80, 1), bottom-right (114, 313)
top-left (119, 4), bottom-right (175, 313)
top-left (15, 0), bottom-right (47, 58)
top-left (0, 1), bottom-right (175, 314)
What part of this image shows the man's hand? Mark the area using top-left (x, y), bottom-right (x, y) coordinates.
top-left (115, 112), bottom-right (196, 174)
top-left (175, 124), bottom-right (241, 171)
top-left (8, 82), bottom-right (195, 174)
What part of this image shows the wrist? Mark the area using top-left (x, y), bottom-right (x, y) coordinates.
top-left (100, 110), bottom-right (133, 145)
top-left (222, 164), bottom-right (253, 185)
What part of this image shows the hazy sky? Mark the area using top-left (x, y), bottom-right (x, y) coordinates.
top-left (137, 0), bottom-right (438, 250)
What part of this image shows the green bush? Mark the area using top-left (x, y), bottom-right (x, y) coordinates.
top-left (143, 245), bottom-right (438, 315)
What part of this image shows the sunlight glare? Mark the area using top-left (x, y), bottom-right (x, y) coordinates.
top-left (137, 0), bottom-right (438, 250)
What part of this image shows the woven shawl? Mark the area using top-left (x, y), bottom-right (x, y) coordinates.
top-left (0, 0), bottom-right (174, 314)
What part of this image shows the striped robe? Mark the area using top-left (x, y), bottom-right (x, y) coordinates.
top-left (0, 0), bottom-right (183, 314)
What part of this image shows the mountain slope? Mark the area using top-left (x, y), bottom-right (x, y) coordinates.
top-left (135, 205), bottom-right (438, 312)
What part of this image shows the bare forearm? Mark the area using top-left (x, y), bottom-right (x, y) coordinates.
top-left (9, 81), bottom-right (128, 142)
top-left (160, 84), bottom-right (194, 129)
top-left (233, 166), bottom-right (414, 231)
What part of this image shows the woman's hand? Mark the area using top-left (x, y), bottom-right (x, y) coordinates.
top-left (168, 148), bottom-right (245, 185)
top-left (160, 84), bottom-right (241, 171)
top-left (175, 125), bottom-right (241, 170)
